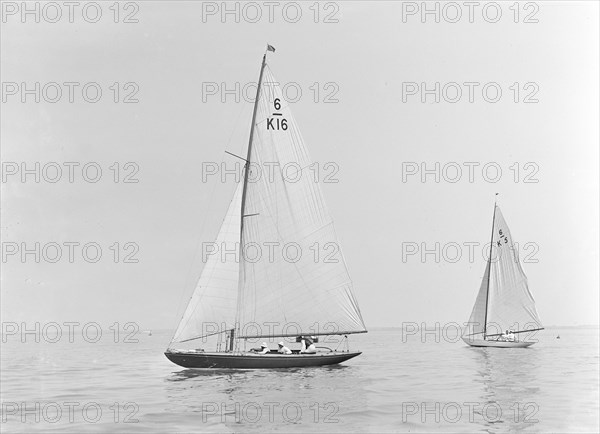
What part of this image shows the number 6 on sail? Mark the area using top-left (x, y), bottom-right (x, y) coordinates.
top-left (462, 198), bottom-right (544, 348)
top-left (164, 46), bottom-right (368, 369)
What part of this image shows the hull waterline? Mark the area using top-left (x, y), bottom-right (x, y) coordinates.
top-left (462, 337), bottom-right (535, 348)
top-left (165, 350), bottom-right (362, 369)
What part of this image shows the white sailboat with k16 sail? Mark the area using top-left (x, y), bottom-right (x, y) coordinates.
top-left (462, 196), bottom-right (543, 348)
top-left (165, 46), bottom-right (367, 368)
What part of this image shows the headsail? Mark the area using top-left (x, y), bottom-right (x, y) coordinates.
top-left (485, 206), bottom-right (542, 335)
top-left (463, 261), bottom-right (490, 337)
top-left (235, 65), bottom-right (367, 338)
top-left (171, 181), bottom-right (243, 343)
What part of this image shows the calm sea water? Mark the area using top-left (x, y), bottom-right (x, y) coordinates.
top-left (1, 327), bottom-right (598, 433)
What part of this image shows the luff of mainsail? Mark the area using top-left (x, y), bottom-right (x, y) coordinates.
top-left (234, 62), bottom-right (367, 339)
top-left (463, 204), bottom-right (543, 340)
top-left (171, 181), bottom-right (244, 343)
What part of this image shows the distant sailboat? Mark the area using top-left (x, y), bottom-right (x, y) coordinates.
top-left (164, 46), bottom-right (367, 368)
top-left (462, 198), bottom-right (543, 348)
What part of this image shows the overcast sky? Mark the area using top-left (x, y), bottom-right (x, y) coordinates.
top-left (1, 1), bottom-right (598, 332)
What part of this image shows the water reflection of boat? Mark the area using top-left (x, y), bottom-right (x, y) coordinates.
top-left (469, 346), bottom-right (541, 431)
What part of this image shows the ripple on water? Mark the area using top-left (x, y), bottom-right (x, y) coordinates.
top-left (1, 328), bottom-right (598, 432)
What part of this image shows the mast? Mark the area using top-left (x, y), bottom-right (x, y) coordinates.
top-left (483, 194), bottom-right (498, 339)
top-left (240, 53), bottom-right (267, 233)
top-left (231, 51), bottom-right (268, 350)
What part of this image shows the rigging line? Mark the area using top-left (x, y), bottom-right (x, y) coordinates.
top-left (177, 329), bottom-right (231, 343)
top-left (330, 223), bottom-right (365, 323)
top-left (225, 151), bottom-right (248, 162)
top-left (334, 335), bottom-right (346, 351)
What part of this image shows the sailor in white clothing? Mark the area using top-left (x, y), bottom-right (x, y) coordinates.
top-left (277, 341), bottom-right (292, 354)
top-left (299, 336), bottom-right (316, 354)
top-left (250, 342), bottom-right (270, 354)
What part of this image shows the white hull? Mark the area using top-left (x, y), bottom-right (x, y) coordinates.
top-left (462, 337), bottom-right (535, 348)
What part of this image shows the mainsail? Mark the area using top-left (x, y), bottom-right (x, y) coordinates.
top-left (463, 205), bottom-right (543, 339)
top-left (236, 66), bottom-right (367, 338)
top-left (172, 56), bottom-right (366, 345)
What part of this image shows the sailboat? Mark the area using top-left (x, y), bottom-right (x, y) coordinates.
top-left (462, 197), bottom-right (543, 348)
top-left (164, 46), bottom-right (367, 368)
